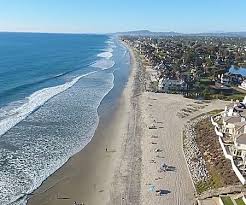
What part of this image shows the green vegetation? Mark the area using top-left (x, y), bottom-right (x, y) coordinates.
top-left (189, 113), bottom-right (207, 122)
top-left (221, 196), bottom-right (234, 205)
top-left (210, 169), bottom-right (224, 187)
top-left (124, 36), bottom-right (246, 100)
top-left (195, 180), bottom-right (213, 194)
top-left (207, 109), bottom-right (224, 115)
top-left (206, 93), bottom-right (245, 101)
top-left (199, 78), bottom-right (213, 86)
top-left (184, 87), bottom-right (245, 101)
top-left (235, 198), bottom-right (245, 205)
top-left (195, 169), bottom-right (223, 194)
top-left (149, 81), bottom-right (158, 92)
top-left (194, 117), bottom-right (239, 194)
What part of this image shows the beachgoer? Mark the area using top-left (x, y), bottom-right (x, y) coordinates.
top-left (160, 163), bottom-right (167, 172)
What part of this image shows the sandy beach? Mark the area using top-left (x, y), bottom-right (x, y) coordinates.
top-left (139, 92), bottom-right (227, 205)
top-left (27, 41), bottom-right (227, 205)
top-left (27, 41), bottom-right (139, 205)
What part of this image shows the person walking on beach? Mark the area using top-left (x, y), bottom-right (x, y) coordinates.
top-left (160, 162), bottom-right (167, 172)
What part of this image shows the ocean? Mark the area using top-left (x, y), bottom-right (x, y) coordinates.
top-left (0, 32), bottom-right (130, 205)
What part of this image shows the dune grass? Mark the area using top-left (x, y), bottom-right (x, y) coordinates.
top-left (221, 196), bottom-right (234, 205)
top-left (235, 198), bottom-right (245, 205)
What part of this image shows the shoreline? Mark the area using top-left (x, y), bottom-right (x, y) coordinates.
top-left (126, 41), bottom-right (228, 204)
top-left (26, 40), bottom-right (228, 205)
top-left (27, 40), bottom-right (137, 205)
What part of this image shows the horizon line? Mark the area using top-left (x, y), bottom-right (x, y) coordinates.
top-left (0, 30), bottom-right (107, 35)
top-left (0, 30), bottom-right (246, 35)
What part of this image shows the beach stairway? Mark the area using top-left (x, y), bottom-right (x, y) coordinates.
top-left (198, 194), bottom-right (246, 205)
top-left (219, 194), bottom-right (246, 205)
top-left (197, 197), bottom-right (221, 205)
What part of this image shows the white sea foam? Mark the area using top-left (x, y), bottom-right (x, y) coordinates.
top-left (97, 51), bottom-right (113, 59)
top-left (91, 59), bottom-right (115, 70)
top-left (93, 39), bottom-right (115, 70)
top-left (0, 37), bottom-right (123, 205)
top-left (0, 71), bottom-right (97, 139)
top-left (106, 40), bottom-right (114, 45)
top-left (106, 47), bottom-right (114, 53)
top-left (123, 50), bottom-right (127, 56)
top-left (1, 72), bottom-right (115, 205)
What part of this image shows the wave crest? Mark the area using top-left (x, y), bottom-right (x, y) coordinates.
top-left (92, 39), bottom-right (115, 70)
top-left (97, 51), bottom-right (113, 59)
top-left (91, 59), bottom-right (115, 70)
top-left (0, 71), bottom-right (97, 138)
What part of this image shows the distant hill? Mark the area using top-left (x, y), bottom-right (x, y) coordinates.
top-left (192, 32), bottom-right (246, 37)
top-left (114, 30), bottom-right (246, 37)
top-left (115, 30), bottom-right (181, 37)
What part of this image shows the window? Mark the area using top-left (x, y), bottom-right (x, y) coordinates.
top-left (237, 150), bottom-right (242, 156)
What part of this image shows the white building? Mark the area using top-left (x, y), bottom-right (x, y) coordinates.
top-left (211, 96), bottom-right (246, 184)
top-left (222, 116), bottom-right (245, 135)
top-left (239, 80), bottom-right (246, 91)
top-left (158, 78), bottom-right (188, 92)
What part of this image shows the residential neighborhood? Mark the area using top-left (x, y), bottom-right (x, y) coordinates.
top-left (122, 36), bottom-right (246, 100)
top-left (122, 35), bottom-right (246, 205)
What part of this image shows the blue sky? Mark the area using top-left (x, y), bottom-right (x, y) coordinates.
top-left (0, 0), bottom-right (245, 33)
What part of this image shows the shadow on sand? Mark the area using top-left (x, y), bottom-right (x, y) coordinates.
top-left (156, 189), bottom-right (171, 196)
top-left (166, 165), bottom-right (176, 172)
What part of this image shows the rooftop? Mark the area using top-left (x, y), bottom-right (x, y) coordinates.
top-left (234, 121), bottom-right (246, 131)
top-left (236, 133), bottom-right (246, 145)
top-left (240, 110), bottom-right (246, 118)
top-left (224, 116), bottom-right (242, 124)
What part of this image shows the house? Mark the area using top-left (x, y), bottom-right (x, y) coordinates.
top-left (230, 133), bottom-right (246, 167)
top-left (158, 78), bottom-right (188, 93)
top-left (229, 73), bottom-right (242, 85)
top-left (209, 82), bottom-right (233, 94)
top-left (224, 102), bottom-right (241, 117)
top-left (228, 121), bottom-right (246, 143)
top-left (234, 121), bottom-right (246, 136)
top-left (235, 133), bottom-right (246, 153)
top-left (219, 74), bottom-right (230, 85)
top-left (222, 116), bottom-right (244, 135)
top-left (239, 80), bottom-right (246, 91)
top-left (211, 96), bottom-right (246, 184)
top-left (240, 110), bottom-right (246, 119)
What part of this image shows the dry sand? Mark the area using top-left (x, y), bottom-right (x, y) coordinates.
top-left (27, 42), bottom-right (227, 205)
top-left (139, 92), bottom-right (226, 205)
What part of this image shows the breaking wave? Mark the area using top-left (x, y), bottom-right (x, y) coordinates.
top-left (0, 71), bottom-right (97, 139)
